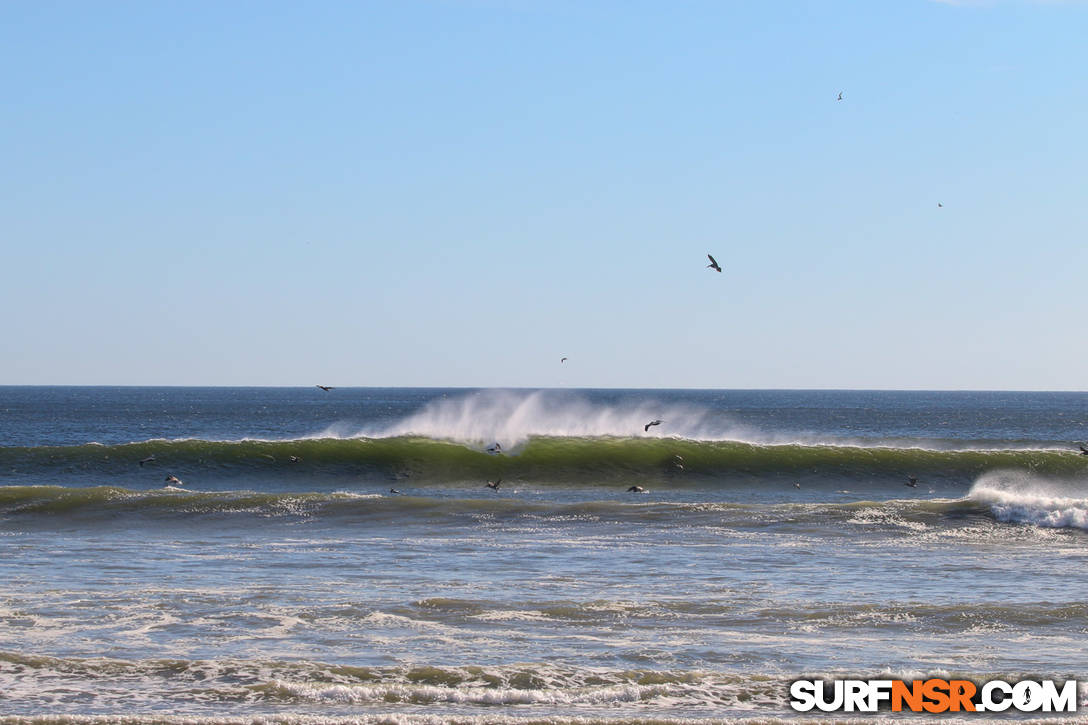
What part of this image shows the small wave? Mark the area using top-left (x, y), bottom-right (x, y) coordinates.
top-left (253, 678), bottom-right (668, 706)
top-left (0, 486), bottom-right (997, 540)
top-left (2, 652), bottom-right (1084, 723)
top-left (0, 652), bottom-right (778, 714)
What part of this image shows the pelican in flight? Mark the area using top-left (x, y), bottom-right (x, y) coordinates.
top-left (706, 254), bottom-right (722, 273)
top-left (486, 479), bottom-right (502, 490)
top-left (904, 476), bottom-right (918, 488)
top-left (139, 455), bottom-right (156, 467)
top-left (644, 419), bottom-right (663, 432)
top-left (164, 475), bottom-right (184, 486)
top-left (316, 385), bottom-right (334, 392)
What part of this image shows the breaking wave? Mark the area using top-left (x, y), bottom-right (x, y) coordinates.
top-left (969, 471), bottom-right (1088, 530)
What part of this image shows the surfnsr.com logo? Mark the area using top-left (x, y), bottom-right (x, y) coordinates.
top-left (790, 679), bottom-right (1078, 713)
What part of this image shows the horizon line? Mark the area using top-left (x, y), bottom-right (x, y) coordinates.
top-left (2, 384), bottom-right (1086, 394)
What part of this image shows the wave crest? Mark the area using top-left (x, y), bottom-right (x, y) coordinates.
top-left (352, 389), bottom-right (738, 448)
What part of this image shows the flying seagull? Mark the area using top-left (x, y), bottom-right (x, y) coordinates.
top-left (486, 479), bottom-right (502, 490)
top-left (837, 91), bottom-right (844, 101)
top-left (706, 254), bottom-right (722, 273)
top-left (904, 476), bottom-right (918, 488)
top-left (938, 202), bottom-right (943, 208)
top-left (644, 419), bottom-right (663, 432)
top-left (316, 385), bottom-right (334, 392)
top-left (139, 455), bottom-right (156, 467)
top-left (164, 475), bottom-right (184, 486)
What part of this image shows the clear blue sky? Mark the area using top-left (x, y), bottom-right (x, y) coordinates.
top-left (3, 0), bottom-right (1086, 389)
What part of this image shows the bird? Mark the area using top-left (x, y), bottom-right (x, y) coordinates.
top-left (561, 357), bottom-right (568, 363)
top-left (486, 479), bottom-right (502, 490)
top-left (164, 475), bottom-right (183, 486)
top-left (389, 488), bottom-right (405, 495)
top-left (627, 485), bottom-right (645, 493)
top-left (486, 442), bottom-right (502, 454)
top-left (837, 91), bottom-right (844, 101)
top-left (904, 476), bottom-right (918, 488)
top-left (316, 385), bottom-right (334, 392)
top-left (1077, 443), bottom-right (1088, 456)
top-left (139, 456), bottom-right (156, 467)
top-left (289, 456), bottom-right (301, 463)
top-left (937, 202), bottom-right (943, 208)
top-left (706, 254), bottom-right (722, 273)
top-left (794, 482), bottom-right (801, 489)
top-left (644, 419), bottom-right (663, 432)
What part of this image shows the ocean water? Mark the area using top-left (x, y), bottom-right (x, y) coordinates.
top-left (2, 386), bottom-right (1088, 724)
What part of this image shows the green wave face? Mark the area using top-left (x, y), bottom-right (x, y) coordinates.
top-left (1, 435), bottom-right (1083, 485)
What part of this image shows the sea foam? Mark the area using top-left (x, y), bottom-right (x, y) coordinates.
top-left (969, 470), bottom-right (1088, 530)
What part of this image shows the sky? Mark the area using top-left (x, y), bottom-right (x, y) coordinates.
top-left (2, 0), bottom-right (1087, 389)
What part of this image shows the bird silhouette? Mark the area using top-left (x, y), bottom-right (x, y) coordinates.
top-left (316, 385), bottom-right (334, 392)
top-left (706, 254), bottom-right (722, 273)
top-left (644, 419), bottom-right (663, 432)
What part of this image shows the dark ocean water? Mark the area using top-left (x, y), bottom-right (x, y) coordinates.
top-left (2, 387), bottom-right (1087, 723)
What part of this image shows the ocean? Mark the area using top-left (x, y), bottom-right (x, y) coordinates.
top-left (1, 386), bottom-right (1087, 724)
